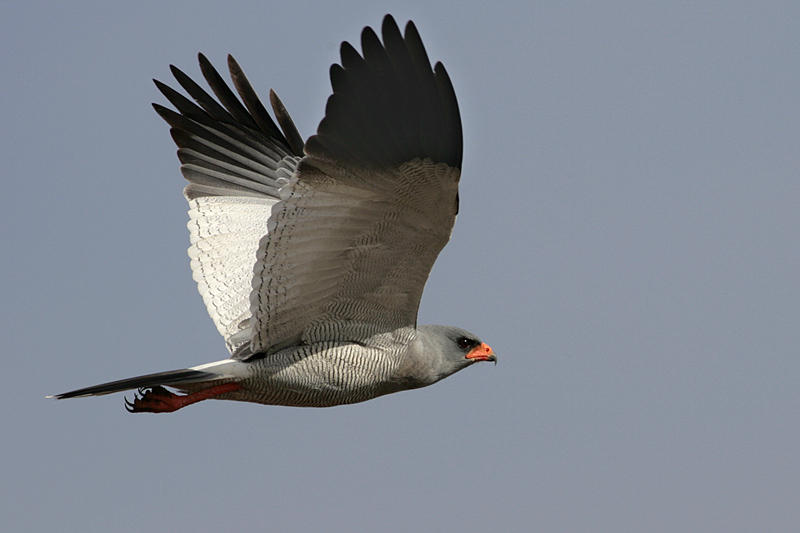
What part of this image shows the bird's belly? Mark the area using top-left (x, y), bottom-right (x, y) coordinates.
top-left (223, 342), bottom-right (401, 407)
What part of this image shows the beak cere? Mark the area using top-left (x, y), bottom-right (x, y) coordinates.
top-left (466, 342), bottom-right (497, 363)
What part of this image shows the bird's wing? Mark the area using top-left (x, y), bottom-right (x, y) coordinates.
top-left (248, 15), bottom-right (463, 356)
top-left (153, 54), bottom-right (304, 354)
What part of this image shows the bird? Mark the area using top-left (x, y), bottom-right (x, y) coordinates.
top-left (51, 15), bottom-right (495, 413)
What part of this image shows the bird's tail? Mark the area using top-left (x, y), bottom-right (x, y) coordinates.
top-left (49, 359), bottom-right (247, 399)
top-left (49, 368), bottom-right (219, 399)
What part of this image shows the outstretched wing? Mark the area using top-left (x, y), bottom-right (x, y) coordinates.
top-left (153, 54), bottom-right (303, 355)
top-left (249, 15), bottom-right (462, 355)
top-left (155, 16), bottom-right (462, 360)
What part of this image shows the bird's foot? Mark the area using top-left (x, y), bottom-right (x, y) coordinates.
top-left (124, 382), bottom-right (243, 413)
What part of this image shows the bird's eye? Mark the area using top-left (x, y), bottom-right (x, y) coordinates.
top-left (457, 337), bottom-right (475, 350)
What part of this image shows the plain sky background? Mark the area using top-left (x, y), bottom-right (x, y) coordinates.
top-left (2, 1), bottom-right (799, 531)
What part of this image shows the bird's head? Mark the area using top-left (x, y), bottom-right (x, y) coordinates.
top-left (414, 324), bottom-right (496, 383)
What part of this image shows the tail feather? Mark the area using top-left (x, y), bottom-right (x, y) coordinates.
top-left (50, 369), bottom-right (218, 399)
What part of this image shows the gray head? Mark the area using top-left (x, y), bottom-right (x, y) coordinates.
top-left (411, 324), bottom-right (496, 385)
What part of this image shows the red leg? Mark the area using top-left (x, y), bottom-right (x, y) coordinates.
top-left (125, 382), bottom-right (243, 413)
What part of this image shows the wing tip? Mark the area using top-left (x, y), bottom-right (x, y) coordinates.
top-left (308, 15), bottom-right (462, 170)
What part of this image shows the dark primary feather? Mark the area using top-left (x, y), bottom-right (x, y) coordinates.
top-left (268, 89), bottom-right (305, 156)
top-left (304, 15), bottom-right (462, 170)
top-left (152, 53), bottom-right (303, 200)
top-left (228, 61), bottom-right (281, 137)
top-left (198, 53), bottom-right (262, 131)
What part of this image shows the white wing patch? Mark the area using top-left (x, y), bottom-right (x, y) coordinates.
top-left (187, 195), bottom-right (278, 353)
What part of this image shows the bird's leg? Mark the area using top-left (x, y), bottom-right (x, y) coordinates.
top-left (124, 382), bottom-right (243, 413)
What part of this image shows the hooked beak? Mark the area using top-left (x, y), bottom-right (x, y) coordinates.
top-left (466, 342), bottom-right (497, 364)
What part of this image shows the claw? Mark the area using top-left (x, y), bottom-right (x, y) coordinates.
top-left (124, 389), bottom-right (145, 412)
top-left (123, 382), bottom-right (243, 414)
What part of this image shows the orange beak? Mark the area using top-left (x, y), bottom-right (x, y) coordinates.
top-left (466, 342), bottom-right (497, 363)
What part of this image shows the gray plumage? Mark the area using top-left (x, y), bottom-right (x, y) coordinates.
top-left (52, 15), bottom-right (495, 413)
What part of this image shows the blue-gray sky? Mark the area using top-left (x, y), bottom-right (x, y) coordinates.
top-left (3, 1), bottom-right (799, 531)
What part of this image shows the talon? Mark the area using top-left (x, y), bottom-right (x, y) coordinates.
top-left (123, 382), bottom-right (242, 414)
